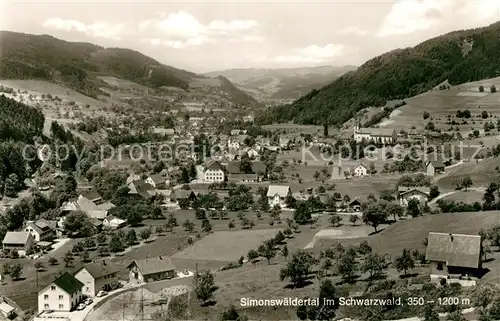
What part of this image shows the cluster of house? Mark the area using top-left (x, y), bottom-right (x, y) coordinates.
top-left (37, 256), bottom-right (176, 314)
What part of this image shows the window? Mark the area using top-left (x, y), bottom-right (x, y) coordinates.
top-left (437, 263), bottom-right (444, 271)
top-left (44, 295), bottom-right (49, 300)
top-left (58, 295), bottom-right (63, 300)
top-left (44, 304), bottom-right (49, 309)
top-left (59, 304), bottom-right (64, 309)
top-left (51, 286), bottom-right (56, 290)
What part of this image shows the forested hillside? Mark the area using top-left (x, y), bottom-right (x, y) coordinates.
top-left (257, 21), bottom-right (500, 125)
top-left (0, 94), bottom-right (44, 142)
top-left (0, 31), bottom-right (194, 97)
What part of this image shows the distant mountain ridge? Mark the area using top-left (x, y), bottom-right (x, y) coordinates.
top-left (257, 21), bottom-right (500, 125)
top-left (0, 31), bottom-right (260, 108)
top-left (205, 65), bottom-right (357, 100)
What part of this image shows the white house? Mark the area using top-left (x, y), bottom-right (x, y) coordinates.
top-left (127, 256), bottom-right (175, 284)
top-left (398, 187), bottom-right (430, 206)
top-left (203, 160), bottom-right (225, 183)
top-left (145, 174), bottom-right (167, 189)
top-left (102, 216), bottom-right (127, 229)
top-left (353, 124), bottom-right (397, 145)
top-left (24, 220), bottom-right (56, 243)
top-left (126, 173), bottom-right (141, 185)
top-left (267, 185), bottom-right (292, 208)
top-left (227, 138), bottom-right (240, 150)
top-left (38, 273), bottom-right (83, 313)
top-left (351, 163), bottom-right (368, 177)
top-left (0, 301), bottom-right (15, 319)
top-left (74, 261), bottom-right (120, 297)
top-left (2, 232), bottom-right (34, 256)
top-left (246, 148), bottom-right (259, 158)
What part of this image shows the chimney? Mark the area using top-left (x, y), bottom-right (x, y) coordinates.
top-left (449, 233), bottom-right (453, 241)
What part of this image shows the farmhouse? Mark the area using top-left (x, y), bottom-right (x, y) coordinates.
top-left (145, 174), bottom-right (168, 189)
top-left (38, 273), bottom-right (84, 313)
top-left (0, 301), bottom-right (15, 319)
top-left (75, 261), bottom-right (120, 297)
top-left (2, 232), bottom-right (34, 256)
top-left (102, 216), bottom-right (127, 229)
top-left (203, 160), bottom-right (226, 182)
top-left (425, 232), bottom-right (482, 283)
top-left (127, 256), bottom-right (175, 284)
top-left (348, 199), bottom-right (362, 212)
top-left (80, 190), bottom-right (103, 205)
top-left (353, 125), bottom-right (397, 145)
top-left (170, 190), bottom-right (197, 203)
top-left (397, 187), bottom-right (430, 206)
top-left (226, 161), bottom-right (266, 182)
top-left (267, 185), bottom-right (292, 208)
top-left (426, 160), bottom-right (446, 176)
top-left (351, 162), bottom-right (369, 177)
top-left (24, 220), bottom-right (56, 243)
top-left (128, 180), bottom-right (156, 199)
top-left (126, 173), bottom-right (141, 185)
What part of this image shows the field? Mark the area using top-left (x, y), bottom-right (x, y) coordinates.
top-left (373, 78), bottom-right (500, 133)
top-left (439, 190), bottom-right (485, 203)
top-left (436, 157), bottom-right (500, 189)
top-left (172, 229), bottom-right (281, 262)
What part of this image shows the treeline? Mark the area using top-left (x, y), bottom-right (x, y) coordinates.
top-left (256, 22), bottom-right (500, 125)
top-left (0, 94), bottom-right (44, 142)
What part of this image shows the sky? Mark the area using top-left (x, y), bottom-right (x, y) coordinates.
top-left (1, 0), bottom-right (500, 73)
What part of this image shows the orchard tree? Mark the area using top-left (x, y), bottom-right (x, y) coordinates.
top-left (395, 249), bottom-right (415, 276)
top-left (193, 270), bottom-right (216, 306)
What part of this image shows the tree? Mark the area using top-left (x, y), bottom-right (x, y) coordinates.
top-left (279, 250), bottom-right (316, 287)
top-left (407, 198), bottom-right (421, 217)
top-left (180, 167), bottom-right (190, 184)
top-left (337, 251), bottom-right (357, 282)
top-left (247, 249), bottom-right (259, 262)
top-left (258, 195), bottom-right (270, 212)
top-left (155, 225), bottom-right (164, 235)
top-left (228, 219), bottom-right (235, 230)
top-left (461, 176), bottom-right (473, 191)
top-left (358, 241), bottom-right (372, 255)
top-left (395, 249), bottom-right (415, 276)
top-left (329, 214), bottom-right (342, 227)
top-left (361, 253), bottom-right (386, 279)
top-left (109, 234), bottom-right (124, 253)
top-left (9, 263), bottom-right (23, 280)
top-left (139, 227), bottom-right (152, 241)
top-left (307, 279), bottom-right (339, 320)
top-left (349, 215), bottom-right (359, 226)
top-left (423, 111), bottom-right (430, 119)
top-left (479, 85), bottom-right (485, 92)
top-left (294, 202), bottom-right (311, 224)
top-left (63, 251), bottom-right (74, 267)
top-left (183, 219), bottom-right (195, 232)
top-left (258, 241), bottom-right (276, 265)
top-left (97, 233), bottom-right (107, 245)
top-left (81, 250), bottom-right (90, 262)
top-left (429, 185), bottom-right (440, 200)
top-left (491, 85), bottom-right (497, 93)
top-left (34, 261), bottom-right (44, 271)
top-left (281, 245), bottom-right (289, 261)
top-left (126, 229), bottom-right (138, 245)
top-left (423, 304), bottom-right (440, 321)
top-left (48, 257), bottom-right (58, 265)
top-left (193, 270), bottom-right (216, 305)
top-left (166, 213), bottom-right (177, 232)
top-left (362, 202), bottom-right (388, 232)
top-left (221, 305), bottom-right (243, 321)
top-left (202, 219), bottom-right (212, 233)
top-left (447, 311), bottom-right (466, 321)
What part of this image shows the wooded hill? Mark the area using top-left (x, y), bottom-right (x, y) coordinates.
top-left (257, 21), bottom-right (500, 125)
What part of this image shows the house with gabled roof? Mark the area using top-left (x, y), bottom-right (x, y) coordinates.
top-left (203, 160), bottom-right (226, 183)
top-left (126, 173), bottom-right (141, 185)
top-left (267, 185), bottom-right (292, 208)
top-left (146, 174), bottom-right (168, 189)
top-left (38, 272), bottom-right (84, 313)
top-left (226, 160), bottom-right (267, 182)
top-left (24, 220), bottom-right (56, 243)
top-left (397, 186), bottom-right (430, 206)
top-left (80, 190), bottom-right (103, 205)
top-left (127, 256), bottom-right (175, 284)
top-left (75, 261), bottom-right (120, 296)
top-left (128, 180), bottom-right (156, 199)
top-left (426, 159), bottom-right (445, 176)
top-left (425, 232), bottom-right (482, 284)
top-left (2, 232), bottom-right (34, 256)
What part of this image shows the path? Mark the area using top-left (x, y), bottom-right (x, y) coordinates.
top-left (428, 187), bottom-right (486, 205)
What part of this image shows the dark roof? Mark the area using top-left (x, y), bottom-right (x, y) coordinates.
top-left (81, 190), bottom-right (102, 201)
top-left (227, 161), bottom-right (266, 174)
top-left (148, 174), bottom-right (165, 184)
top-left (129, 180), bottom-right (155, 199)
top-left (398, 186), bottom-right (430, 196)
top-left (52, 272), bottom-right (84, 295)
top-left (425, 232), bottom-right (481, 269)
top-left (427, 160), bottom-right (445, 168)
top-left (172, 190), bottom-right (197, 200)
top-left (205, 160), bottom-right (225, 171)
top-left (228, 173), bottom-right (258, 181)
top-left (78, 261), bottom-right (119, 279)
top-left (127, 256), bottom-right (175, 275)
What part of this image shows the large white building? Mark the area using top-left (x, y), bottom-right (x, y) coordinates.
top-left (203, 160), bottom-right (225, 182)
top-left (353, 125), bottom-right (397, 145)
top-left (75, 261), bottom-right (120, 297)
top-left (267, 185), bottom-right (292, 208)
top-left (38, 273), bottom-right (83, 313)
top-left (397, 187), bottom-right (430, 206)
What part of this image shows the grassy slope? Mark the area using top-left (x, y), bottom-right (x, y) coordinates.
top-left (259, 21), bottom-right (500, 125)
